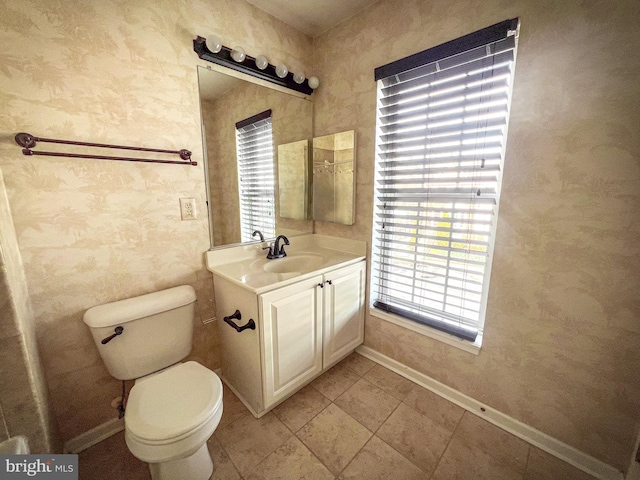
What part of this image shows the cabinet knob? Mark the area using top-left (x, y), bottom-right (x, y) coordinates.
top-left (317, 283), bottom-right (324, 288)
top-left (326, 280), bottom-right (332, 285)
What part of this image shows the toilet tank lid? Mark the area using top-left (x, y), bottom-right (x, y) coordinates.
top-left (83, 285), bottom-right (196, 328)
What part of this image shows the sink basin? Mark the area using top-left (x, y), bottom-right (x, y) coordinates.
top-left (263, 254), bottom-right (324, 274)
top-left (206, 235), bottom-right (366, 292)
top-left (239, 271), bottom-right (300, 288)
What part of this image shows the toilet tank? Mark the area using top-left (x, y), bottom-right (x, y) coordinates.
top-left (83, 285), bottom-right (197, 380)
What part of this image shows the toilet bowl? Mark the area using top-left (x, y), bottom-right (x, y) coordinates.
top-left (83, 286), bottom-right (223, 480)
top-left (125, 362), bottom-right (223, 480)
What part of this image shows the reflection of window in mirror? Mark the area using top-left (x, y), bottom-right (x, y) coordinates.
top-left (312, 130), bottom-right (356, 225)
top-left (235, 110), bottom-right (276, 242)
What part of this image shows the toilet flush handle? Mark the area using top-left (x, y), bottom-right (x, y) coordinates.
top-left (101, 326), bottom-right (124, 344)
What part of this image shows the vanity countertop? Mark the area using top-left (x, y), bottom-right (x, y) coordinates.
top-left (205, 234), bottom-right (366, 294)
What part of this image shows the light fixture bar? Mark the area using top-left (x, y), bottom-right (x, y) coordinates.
top-left (193, 36), bottom-right (313, 95)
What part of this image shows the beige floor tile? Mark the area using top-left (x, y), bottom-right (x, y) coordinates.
top-left (377, 403), bottom-right (453, 475)
top-left (215, 412), bottom-right (292, 476)
top-left (297, 403), bottom-right (372, 475)
top-left (363, 364), bottom-right (415, 401)
top-left (454, 412), bottom-right (529, 474)
top-left (273, 384), bottom-right (331, 432)
top-left (334, 378), bottom-right (400, 432)
top-left (207, 435), bottom-right (241, 480)
top-left (431, 435), bottom-right (524, 480)
top-left (338, 435), bottom-right (425, 480)
top-left (311, 364), bottom-right (360, 401)
top-left (245, 436), bottom-right (334, 480)
top-left (524, 446), bottom-right (599, 480)
top-left (403, 385), bottom-right (464, 431)
top-left (78, 431), bottom-right (150, 480)
top-left (338, 352), bottom-right (376, 377)
top-left (218, 383), bottom-right (251, 429)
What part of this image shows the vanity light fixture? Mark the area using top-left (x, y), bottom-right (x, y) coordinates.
top-left (308, 76), bottom-right (320, 89)
top-left (230, 46), bottom-right (246, 62)
top-left (193, 35), bottom-right (318, 95)
top-left (275, 63), bottom-right (288, 79)
top-left (205, 35), bottom-right (222, 53)
top-left (255, 55), bottom-right (269, 70)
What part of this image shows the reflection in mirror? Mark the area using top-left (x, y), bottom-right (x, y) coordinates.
top-left (278, 140), bottom-right (310, 220)
top-left (198, 66), bottom-right (314, 248)
top-left (312, 130), bottom-right (356, 225)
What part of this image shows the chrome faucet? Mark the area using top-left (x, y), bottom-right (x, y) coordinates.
top-left (252, 230), bottom-right (265, 242)
top-left (266, 235), bottom-right (289, 259)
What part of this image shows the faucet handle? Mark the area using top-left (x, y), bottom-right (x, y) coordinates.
top-left (263, 242), bottom-right (275, 257)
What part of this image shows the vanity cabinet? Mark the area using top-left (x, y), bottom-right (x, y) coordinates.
top-left (213, 260), bottom-right (365, 417)
top-left (261, 262), bottom-right (365, 408)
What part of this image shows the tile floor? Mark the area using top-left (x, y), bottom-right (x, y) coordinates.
top-left (78, 353), bottom-right (598, 480)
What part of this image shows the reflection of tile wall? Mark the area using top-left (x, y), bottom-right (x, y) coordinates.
top-left (278, 141), bottom-right (308, 220)
top-left (312, 0), bottom-right (640, 472)
top-left (0, 0), bottom-right (312, 444)
top-left (0, 171), bottom-right (59, 453)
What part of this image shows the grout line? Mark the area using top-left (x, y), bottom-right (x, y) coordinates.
top-left (428, 405), bottom-right (466, 479)
top-left (337, 432), bottom-right (376, 477)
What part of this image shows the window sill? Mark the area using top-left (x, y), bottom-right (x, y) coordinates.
top-left (369, 307), bottom-right (482, 355)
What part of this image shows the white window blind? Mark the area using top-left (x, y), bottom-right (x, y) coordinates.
top-left (371, 19), bottom-right (519, 342)
top-left (235, 110), bottom-right (275, 242)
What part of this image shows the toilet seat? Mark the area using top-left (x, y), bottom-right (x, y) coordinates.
top-left (125, 361), bottom-right (223, 444)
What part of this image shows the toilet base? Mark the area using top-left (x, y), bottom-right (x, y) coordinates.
top-left (148, 442), bottom-right (213, 480)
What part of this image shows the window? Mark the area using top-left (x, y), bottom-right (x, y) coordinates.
top-left (235, 110), bottom-right (276, 242)
top-left (370, 19), bottom-right (519, 344)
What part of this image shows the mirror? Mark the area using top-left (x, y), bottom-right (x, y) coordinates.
top-left (198, 66), bottom-right (314, 248)
top-left (278, 140), bottom-right (310, 220)
top-left (312, 130), bottom-right (356, 225)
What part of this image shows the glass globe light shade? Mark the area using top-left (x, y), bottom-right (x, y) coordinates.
top-left (255, 55), bottom-right (269, 70)
top-left (231, 46), bottom-right (246, 62)
top-left (308, 76), bottom-right (320, 89)
top-left (293, 72), bottom-right (305, 84)
top-left (275, 63), bottom-right (288, 78)
top-left (205, 35), bottom-right (222, 54)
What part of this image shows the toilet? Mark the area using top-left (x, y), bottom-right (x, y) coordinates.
top-left (83, 285), bottom-right (223, 480)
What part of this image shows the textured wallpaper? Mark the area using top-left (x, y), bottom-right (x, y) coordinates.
top-left (2, 0), bottom-right (639, 472)
top-left (0, 0), bottom-right (312, 443)
top-left (312, 0), bottom-right (640, 472)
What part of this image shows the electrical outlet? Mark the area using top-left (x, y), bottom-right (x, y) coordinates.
top-left (180, 197), bottom-right (197, 220)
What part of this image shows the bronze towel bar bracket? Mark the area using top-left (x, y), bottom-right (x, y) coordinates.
top-left (14, 132), bottom-right (196, 166)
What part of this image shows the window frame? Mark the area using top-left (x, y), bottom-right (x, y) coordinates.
top-left (369, 19), bottom-right (520, 350)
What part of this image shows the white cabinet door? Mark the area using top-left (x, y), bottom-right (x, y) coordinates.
top-left (260, 276), bottom-right (324, 407)
top-left (322, 262), bottom-right (365, 367)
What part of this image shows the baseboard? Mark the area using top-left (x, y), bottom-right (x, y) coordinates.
top-left (356, 345), bottom-right (624, 480)
top-left (63, 418), bottom-right (124, 454)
